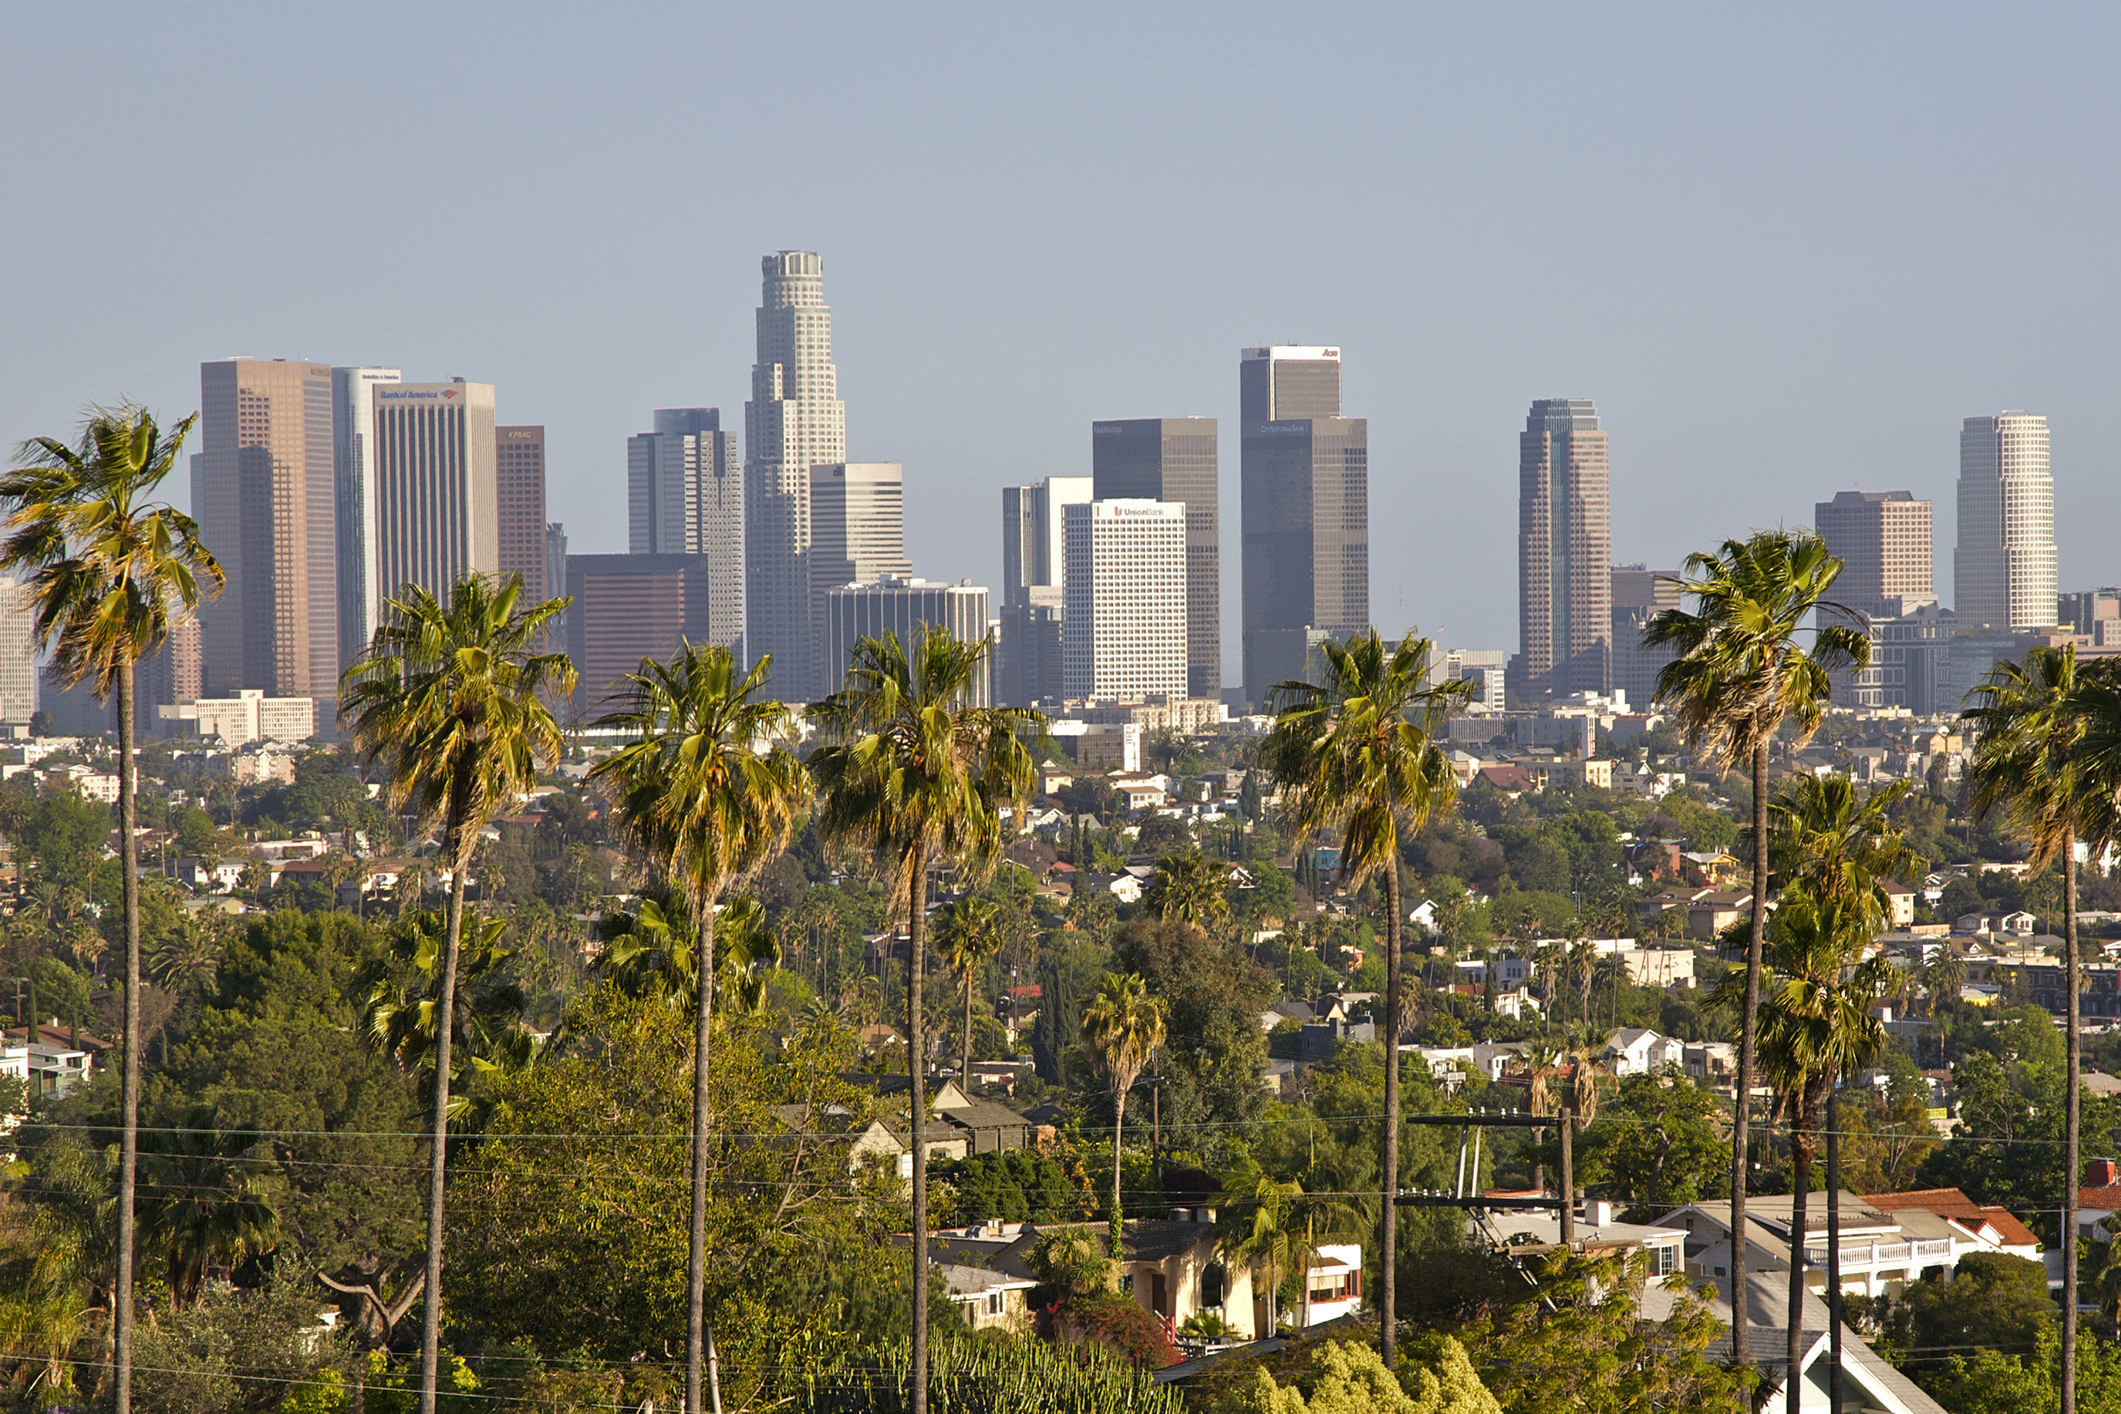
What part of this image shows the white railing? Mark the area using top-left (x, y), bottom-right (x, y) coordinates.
top-left (1802, 1238), bottom-right (1955, 1268)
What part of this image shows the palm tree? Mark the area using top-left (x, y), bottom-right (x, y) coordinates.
top-left (136, 1105), bottom-right (279, 1307)
top-left (1712, 889), bottom-right (1891, 1413)
top-left (936, 896), bottom-right (1006, 1088)
top-left (1141, 853), bottom-right (1231, 933)
top-left (1260, 629), bottom-right (1470, 1367)
top-left (1965, 645), bottom-right (2118, 1412)
top-left (589, 642), bottom-right (804, 1414)
top-left (1216, 1164), bottom-right (1302, 1335)
top-left (808, 626), bottom-right (1041, 1414)
top-left (1081, 972), bottom-right (1167, 1255)
top-left (1641, 529), bottom-right (1868, 1371)
top-left (145, 917), bottom-right (221, 999)
top-left (595, 889), bottom-right (783, 1020)
top-left (1528, 1044), bottom-right (1600, 1241)
top-left (358, 912), bottom-right (540, 1127)
top-left (0, 404), bottom-right (222, 1413)
top-left (341, 572), bottom-right (571, 1414)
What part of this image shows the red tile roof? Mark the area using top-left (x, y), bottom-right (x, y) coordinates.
top-left (1865, 1187), bottom-right (2042, 1249)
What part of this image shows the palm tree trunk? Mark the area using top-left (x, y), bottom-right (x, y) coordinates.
top-left (1787, 1129), bottom-right (1810, 1414)
top-left (418, 787), bottom-right (473, 1414)
top-left (2066, 830), bottom-right (2081, 1414)
top-left (906, 840), bottom-right (930, 1414)
top-left (113, 661), bottom-right (141, 1414)
top-left (1827, 1086), bottom-right (1843, 1414)
top-left (1110, 1093), bottom-right (1127, 1257)
top-left (1730, 737), bottom-right (1769, 1372)
top-left (687, 892), bottom-right (719, 1414)
top-left (1559, 1096), bottom-right (1575, 1246)
top-left (1380, 863), bottom-right (1401, 1368)
top-left (963, 976), bottom-right (974, 1095)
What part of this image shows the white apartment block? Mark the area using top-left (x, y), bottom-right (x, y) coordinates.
top-left (0, 580), bottom-right (33, 726)
top-left (1061, 500), bottom-right (1188, 702)
top-left (1956, 413), bottom-right (2056, 632)
top-left (158, 689), bottom-right (317, 747)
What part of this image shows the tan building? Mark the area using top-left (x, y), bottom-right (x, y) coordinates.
top-left (564, 554), bottom-right (714, 717)
top-left (1517, 398), bottom-right (1611, 699)
top-left (495, 425), bottom-right (548, 601)
top-left (369, 381), bottom-right (501, 609)
top-left (1816, 490), bottom-right (1933, 617)
top-left (195, 359), bottom-right (338, 701)
top-left (809, 463), bottom-right (910, 690)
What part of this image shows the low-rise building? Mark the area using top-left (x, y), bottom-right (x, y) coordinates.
top-left (158, 689), bottom-right (316, 746)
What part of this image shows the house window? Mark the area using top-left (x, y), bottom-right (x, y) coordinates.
top-left (986, 1293), bottom-right (1004, 1317)
top-left (1649, 1245), bottom-right (1676, 1277)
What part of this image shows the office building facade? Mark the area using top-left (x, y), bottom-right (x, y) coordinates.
top-left (996, 588), bottom-right (1064, 707)
top-left (1092, 418), bottom-right (1219, 697)
top-left (1516, 398), bottom-right (1612, 699)
top-left (1815, 490), bottom-right (1933, 619)
top-left (197, 358), bottom-right (338, 701)
top-left (565, 553), bottom-right (715, 717)
top-left (824, 576), bottom-right (990, 706)
top-left (364, 381), bottom-right (502, 621)
top-left (1239, 347), bottom-right (1368, 704)
top-left (495, 425), bottom-right (549, 601)
top-left (1063, 500), bottom-right (1188, 701)
top-left (0, 580), bottom-right (34, 727)
top-left (1956, 413), bottom-right (2057, 631)
top-left (1001, 476), bottom-right (1093, 608)
top-left (333, 365), bottom-right (403, 669)
top-left (744, 251), bottom-right (847, 702)
top-left (627, 408), bottom-right (744, 651)
top-left (1610, 564), bottom-right (1681, 708)
top-left (809, 462), bottom-right (911, 693)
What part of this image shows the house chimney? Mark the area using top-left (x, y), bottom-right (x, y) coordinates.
top-left (1584, 1197), bottom-right (1617, 1228)
top-left (2089, 1158), bottom-right (2121, 1187)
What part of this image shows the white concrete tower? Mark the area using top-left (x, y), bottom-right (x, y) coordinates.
top-left (744, 251), bottom-right (847, 701)
top-left (1062, 500), bottom-right (1189, 702)
top-left (1956, 413), bottom-right (2056, 631)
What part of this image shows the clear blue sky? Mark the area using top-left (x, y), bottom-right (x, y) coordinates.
top-left (5, 4), bottom-right (2117, 679)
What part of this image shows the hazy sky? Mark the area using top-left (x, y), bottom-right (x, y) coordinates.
top-left (6, 4), bottom-right (2118, 681)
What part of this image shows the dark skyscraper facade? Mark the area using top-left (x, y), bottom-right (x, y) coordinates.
top-left (1516, 398), bottom-right (1612, 699)
top-left (1091, 418), bottom-right (1219, 698)
top-left (1238, 347), bottom-right (1367, 705)
top-left (496, 425), bottom-right (548, 601)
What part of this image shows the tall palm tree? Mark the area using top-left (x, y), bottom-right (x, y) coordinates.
top-left (341, 572), bottom-right (571, 1414)
top-left (807, 626), bottom-right (1040, 1414)
top-left (936, 896), bottom-right (1006, 1087)
top-left (1712, 889), bottom-right (1891, 1414)
top-left (357, 912), bottom-right (540, 1127)
top-left (136, 1105), bottom-right (280, 1307)
top-left (1528, 1043), bottom-right (1600, 1241)
top-left (594, 889), bottom-right (784, 1020)
top-left (1215, 1164), bottom-right (1302, 1335)
top-left (1641, 529), bottom-right (1867, 1370)
top-left (1081, 972), bottom-right (1167, 1255)
top-left (0, 404), bottom-right (222, 1413)
top-left (1965, 645), bottom-right (2119, 1412)
top-left (590, 642), bottom-right (804, 1414)
top-left (1260, 630), bottom-right (1470, 1367)
top-left (1141, 852), bottom-right (1231, 933)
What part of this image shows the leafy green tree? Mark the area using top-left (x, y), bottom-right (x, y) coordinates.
top-left (1881, 1252), bottom-right (2056, 1372)
top-left (1081, 973), bottom-right (1166, 1254)
top-left (1, 403), bottom-right (224, 1414)
top-left (1641, 529), bottom-right (1867, 1373)
top-left (1110, 919), bottom-right (1274, 1128)
top-left (1572, 1072), bottom-right (1728, 1213)
top-left (1261, 630), bottom-right (1470, 1368)
top-left (341, 571), bottom-right (572, 1414)
top-left (808, 625), bottom-right (1041, 1414)
top-left (136, 1105), bottom-right (279, 1306)
top-left (1213, 1336), bottom-right (1500, 1414)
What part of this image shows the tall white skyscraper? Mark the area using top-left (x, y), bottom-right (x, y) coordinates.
top-left (0, 579), bottom-right (34, 727)
top-left (334, 366), bottom-right (403, 667)
top-left (364, 381), bottom-right (501, 617)
top-left (809, 462), bottom-right (910, 690)
top-left (1062, 500), bottom-right (1188, 701)
top-left (745, 251), bottom-right (847, 701)
top-left (628, 408), bottom-right (745, 652)
top-left (1955, 413), bottom-right (2056, 631)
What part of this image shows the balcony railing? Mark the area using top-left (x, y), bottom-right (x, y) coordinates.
top-left (1801, 1238), bottom-right (1954, 1268)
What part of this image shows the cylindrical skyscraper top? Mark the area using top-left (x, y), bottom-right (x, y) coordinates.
top-left (762, 251), bottom-right (825, 306)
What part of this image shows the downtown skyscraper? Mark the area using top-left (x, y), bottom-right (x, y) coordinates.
top-left (1238, 346), bottom-right (1368, 705)
top-left (1092, 418), bottom-right (1219, 698)
top-left (1516, 397), bottom-right (1612, 699)
top-left (334, 365), bottom-right (402, 671)
top-left (744, 251), bottom-right (847, 701)
top-left (1955, 413), bottom-right (2056, 631)
top-left (629, 408), bottom-right (745, 653)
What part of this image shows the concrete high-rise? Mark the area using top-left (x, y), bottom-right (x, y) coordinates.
top-left (1092, 419), bottom-right (1219, 698)
top-left (809, 463), bottom-right (911, 691)
top-left (1956, 414), bottom-right (2057, 631)
top-left (744, 252), bottom-right (847, 701)
top-left (0, 580), bottom-right (34, 728)
top-left (197, 359), bottom-right (337, 701)
top-left (1516, 398), bottom-right (1612, 699)
top-left (1239, 347), bottom-right (1368, 705)
top-left (366, 381), bottom-right (501, 615)
top-left (824, 575), bottom-right (990, 705)
top-left (496, 426), bottom-right (548, 602)
top-left (1815, 490), bottom-right (1933, 618)
top-left (333, 367), bottom-right (404, 668)
top-left (544, 522), bottom-right (569, 643)
top-left (628, 408), bottom-right (744, 652)
top-left (1063, 500), bottom-right (1188, 701)
top-left (1000, 476), bottom-right (1093, 608)
top-left (1610, 564), bottom-right (1681, 708)
top-left (565, 553), bottom-right (714, 717)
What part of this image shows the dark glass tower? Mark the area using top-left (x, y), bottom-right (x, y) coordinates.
top-left (1091, 418), bottom-right (1219, 698)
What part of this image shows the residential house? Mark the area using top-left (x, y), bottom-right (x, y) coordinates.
top-left (1661, 1194), bottom-right (1977, 1299)
top-left (174, 856), bottom-right (244, 892)
top-left (1862, 1188), bottom-right (2041, 1262)
top-left (939, 1262), bottom-right (1037, 1333)
top-left (966, 1219), bottom-right (1259, 1340)
top-left (1600, 1027), bottom-right (1687, 1078)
